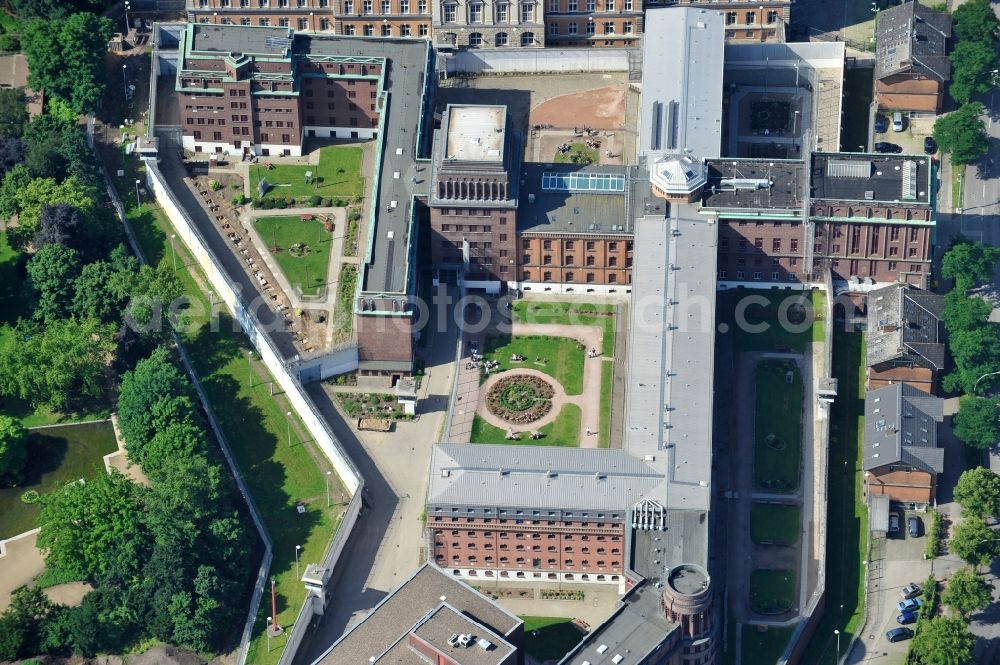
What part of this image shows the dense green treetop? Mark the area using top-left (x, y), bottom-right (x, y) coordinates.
top-left (26, 243), bottom-right (82, 322)
top-left (909, 616), bottom-right (977, 665)
top-left (0, 88), bottom-right (28, 139)
top-left (942, 567), bottom-right (994, 617)
top-left (954, 467), bottom-right (1000, 518)
top-left (952, 0), bottom-right (1000, 43)
top-left (0, 415), bottom-right (28, 486)
top-left (951, 516), bottom-right (1000, 567)
top-left (950, 39), bottom-right (1000, 105)
top-left (934, 103), bottom-right (991, 166)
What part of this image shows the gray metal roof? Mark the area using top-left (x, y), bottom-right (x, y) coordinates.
top-left (640, 7), bottom-right (724, 161)
top-left (811, 153), bottom-right (931, 205)
top-left (517, 163), bottom-right (632, 235)
top-left (313, 563), bottom-right (521, 665)
top-left (869, 494), bottom-right (890, 533)
top-left (866, 283), bottom-right (946, 370)
top-left (625, 206), bottom-right (717, 513)
top-left (189, 24), bottom-right (292, 56)
top-left (863, 383), bottom-right (944, 475)
top-left (702, 159), bottom-right (806, 211)
top-left (875, 1), bottom-right (952, 82)
top-left (427, 444), bottom-right (665, 512)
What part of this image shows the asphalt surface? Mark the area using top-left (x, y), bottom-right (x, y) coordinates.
top-left (961, 88), bottom-right (1000, 221)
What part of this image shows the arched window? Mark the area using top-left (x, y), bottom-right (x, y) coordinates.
top-left (520, 31), bottom-right (535, 46)
top-left (495, 32), bottom-right (508, 46)
top-left (469, 31), bottom-right (483, 46)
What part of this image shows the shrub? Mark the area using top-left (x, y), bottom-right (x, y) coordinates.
top-left (208, 180), bottom-right (222, 191)
top-left (259, 198), bottom-right (274, 210)
top-left (20, 490), bottom-right (40, 504)
top-left (320, 197), bottom-right (332, 207)
top-left (309, 194), bottom-right (322, 206)
top-left (333, 198), bottom-right (346, 207)
top-left (926, 511), bottom-right (942, 559)
top-left (285, 196), bottom-right (295, 207)
top-left (349, 209), bottom-right (362, 222)
top-left (0, 34), bottom-right (20, 53)
top-left (231, 193), bottom-right (248, 206)
top-left (275, 198), bottom-right (287, 209)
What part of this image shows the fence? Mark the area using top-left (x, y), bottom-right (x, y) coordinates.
top-left (441, 48), bottom-right (633, 75)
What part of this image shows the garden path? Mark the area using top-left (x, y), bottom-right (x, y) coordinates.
top-left (475, 323), bottom-right (605, 446)
top-left (476, 369), bottom-right (573, 431)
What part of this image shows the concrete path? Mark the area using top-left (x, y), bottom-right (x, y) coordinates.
top-left (0, 530), bottom-right (43, 612)
top-left (476, 368), bottom-right (574, 430)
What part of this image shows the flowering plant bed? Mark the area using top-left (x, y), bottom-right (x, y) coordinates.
top-left (486, 375), bottom-right (554, 424)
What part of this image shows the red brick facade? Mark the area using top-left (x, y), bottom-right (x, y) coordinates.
top-left (430, 208), bottom-right (517, 283)
top-left (542, 0), bottom-right (642, 47)
top-left (518, 235), bottom-right (632, 287)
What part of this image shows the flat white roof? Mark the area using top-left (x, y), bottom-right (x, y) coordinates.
top-left (445, 105), bottom-right (505, 162)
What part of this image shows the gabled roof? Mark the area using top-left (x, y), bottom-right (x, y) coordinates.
top-left (875, 1), bottom-right (952, 82)
top-left (866, 283), bottom-right (946, 370)
top-left (864, 383), bottom-right (944, 475)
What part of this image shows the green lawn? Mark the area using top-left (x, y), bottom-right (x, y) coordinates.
top-left (598, 362), bottom-right (613, 448)
top-left (511, 301), bottom-right (617, 356)
top-left (333, 263), bottom-right (357, 345)
top-left (554, 143), bottom-right (598, 165)
top-left (521, 616), bottom-right (585, 663)
top-left (753, 359), bottom-right (803, 492)
top-left (254, 215), bottom-right (333, 296)
top-left (741, 624), bottom-right (795, 665)
top-left (470, 403), bottom-right (582, 446)
top-left (250, 146), bottom-right (364, 201)
top-left (749, 569), bottom-right (796, 614)
top-left (117, 157), bottom-right (349, 665)
top-left (728, 289), bottom-right (824, 353)
top-left (750, 503), bottom-right (801, 546)
top-left (800, 333), bottom-right (868, 664)
top-left (483, 335), bottom-right (585, 395)
top-left (0, 422), bottom-right (117, 539)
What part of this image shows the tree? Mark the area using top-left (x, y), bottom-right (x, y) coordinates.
top-left (20, 14), bottom-right (113, 114)
top-left (942, 567), bottom-right (993, 617)
top-left (955, 467), bottom-right (1000, 519)
top-left (909, 616), bottom-right (977, 665)
top-left (954, 397), bottom-right (1000, 450)
top-left (7, 176), bottom-right (96, 248)
top-left (0, 88), bottom-right (27, 139)
top-left (942, 242), bottom-right (1000, 290)
top-left (952, 0), bottom-right (1000, 44)
top-left (10, 0), bottom-right (108, 20)
top-left (33, 204), bottom-right (82, 249)
top-left (23, 114), bottom-right (66, 180)
top-left (0, 163), bottom-right (31, 220)
top-left (26, 243), bottom-right (82, 322)
top-left (124, 264), bottom-right (184, 334)
top-left (934, 103), bottom-right (991, 166)
top-left (0, 612), bottom-right (26, 661)
top-left (117, 348), bottom-right (193, 450)
top-left (943, 325), bottom-right (1000, 395)
top-left (0, 137), bottom-right (25, 179)
top-left (36, 469), bottom-right (145, 582)
top-left (0, 317), bottom-right (116, 410)
top-left (72, 261), bottom-right (122, 323)
top-left (0, 415), bottom-right (28, 486)
top-left (951, 516), bottom-right (1000, 567)
top-left (943, 290), bottom-right (993, 335)
top-left (950, 39), bottom-right (1000, 105)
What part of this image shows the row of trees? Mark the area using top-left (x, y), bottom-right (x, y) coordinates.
top-left (933, 0), bottom-right (997, 166)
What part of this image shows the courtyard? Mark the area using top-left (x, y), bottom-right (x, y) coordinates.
top-left (753, 359), bottom-right (804, 492)
top-left (249, 145), bottom-right (364, 203)
top-left (254, 215), bottom-right (334, 297)
top-left (750, 569), bottom-right (797, 615)
top-left (750, 502), bottom-right (802, 546)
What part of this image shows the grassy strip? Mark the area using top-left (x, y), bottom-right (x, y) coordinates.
top-left (750, 503), bottom-right (801, 546)
top-left (332, 263), bottom-right (357, 345)
top-left (800, 332), bottom-right (868, 664)
top-left (753, 359), bottom-right (803, 491)
top-left (249, 146), bottom-right (364, 201)
top-left (511, 301), bottom-right (616, 356)
top-left (812, 290), bottom-right (827, 342)
top-left (598, 362), bottom-right (613, 448)
top-left (483, 335), bottom-right (586, 395)
top-left (520, 616), bottom-right (584, 663)
top-left (749, 569), bottom-right (796, 614)
top-left (953, 168), bottom-right (964, 211)
top-left (470, 404), bottom-right (582, 446)
top-left (116, 162), bottom-right (348, 665)
top-left (741, 625), bottom-right (795, 665)
top-left (254, 215), bottom-right (333, 297)
top-left (343, 215), bottom-right (359, 257)
top-left (925, 510), bottom-right (942, 559)
top-left (728, 289), bottom-right (822, 353)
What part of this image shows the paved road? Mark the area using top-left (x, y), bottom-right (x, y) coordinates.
top-left (961, 88), bottom-right (1000, 221)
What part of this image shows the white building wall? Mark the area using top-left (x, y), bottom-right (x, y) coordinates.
top-left (518, 280), bottom-right (632, 295)
top-left (303, 126), bottom-right (377, 140)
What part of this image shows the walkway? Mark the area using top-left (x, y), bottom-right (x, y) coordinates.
top-left (476, 368), bottom-right (574, 431)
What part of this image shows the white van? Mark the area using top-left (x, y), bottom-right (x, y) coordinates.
top-left (892, 112), bottom-right (904, 132)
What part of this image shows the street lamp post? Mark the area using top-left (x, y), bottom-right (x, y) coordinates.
top-left (122, 64), bottom-right (127, 97)
top-left (266, 617), bottom-right (272, 652)
top-left (295, 544), bottom-right (302, 579)
top-left (134, 178), bottom-right (141, 208)
top-left (326, 470), bottom-right (332, 507)
top-left (248, 350), bottom-right (254, 386)
top-left (794, 62), bottom-right (799, 88)
top-left (834, 629), bottom-right (841, 661)
top-left (169, 233), bottom-right (177, 272)
top-left (124, 1), bottom-right (131, 32)
top-left (973, 370), bottom-right (1000, 395)
top-left (286, 411), bottom-right (292, 448)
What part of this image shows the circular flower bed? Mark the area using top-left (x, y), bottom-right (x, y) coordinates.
top-left (486, 375), bottom-right (554, 424)
top-left (289, 242), bottom-right (311, 258)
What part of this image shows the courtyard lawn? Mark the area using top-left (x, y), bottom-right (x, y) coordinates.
top-left (800, 333), bottom-right (868, 664)
top-left (750, 503), bottom-right (801, 546)
top-left (118, 158), bottom-right (349, 665)
top-left (741, 625), bottom-right (794, 665)
top-left (750, 100), bottom-right (792, 133)
top-left (255, 215), bottom-right (333, 296)
top-left (470, 403), bottom-right (582, 447)
top-left (727, 289), bottom-right (824, 353)
top-left (483, 335), bottom-right (585, 395)
top-left (521, 616), bottom-right (585, 663)
top-left (749, 569), bottom-right (796, 615)
top-left (250, 146), bottom-right (364, 201)
top-left (0, 421), bottom-right (118, 539)
top-left (554, 143), bottom-right (598, 165)
top-left (511, 301), bottom-right (617, 356)
top-left (753, 359), bottom-right (803, 492)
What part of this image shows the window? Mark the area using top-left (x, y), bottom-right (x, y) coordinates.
top-left (520, 3), bottom-right (533, 22)
top-left (608, 273), bottom-right (617, 283)
top-left (586, 20), bottom-right (595, 34)
top-left (495, 1), bottom-right (508, 20)
top-left (609, 256), bottom-right (617, 267)
top-left (772, 238), bottom-right (781, 251)
top-left (566, 272), bottom-right (575, 282)
top-left (543, 255), bottom-right (552, 265)
top-left (566, 255), bottom-right (575, 265)
top-left (623, 20), bottom-right (631, 33)
top-left (603, 21), bottom-right (614, 34)
top-left (380, 0), bottom-right (389, 11)
top-left (772, 272), bottom-right (780, 281)
top-left (444, 4), bottom-right (456, 21)
top-left (586, 273), bottom-right (595, 283)
top-left (746, 11), bottom-right (755, 24)
top-left (495, 31), bottom-right (508, 45)
top-left (419, 23), bottom-right (428, 35)
top-left (549, 22), bottom-right (559, 35)
top-left (624, 0), bottom-right (631, 9)
top-left (363, 0), bottom-right (372, 11)
top-left (736, 271), bottom-right (745, 279)
top-left (419, 0), bottom-right (427, 12)
top-left (321, 18), bottom-right (332, 29)
top-left (568, 21), bottom-right (577, 34)
top-left (400, 0), bottom-right (409, 10)
top-left (767, 9), bottom-right (778, 23)
top-left (521, 31), bottom-right (535, 45)
top-left (725, 11), bottom-right (736, 25)
top-left (548, 0), bottom-right (558, 10)
top-left (401, 23), bottom-right (411, 35)
top-left (469, 1), bottom-right (483, 21)
top-left (543, 271), bottom-right (552, 282)
top-left (586, 255), bottom-right (595, 266)
top-left (469, 31), bottom-right (483, 45)
top-left (364, 23), bottom-right (374, 34)
top-left (719, 270), bottom-right (728, 279)
top-left (606, 0), bottom-right (614, 9)
top-left (278, 18), bottom-right (289, 27)
top-left (259, 17), bottom-right (270, 25)
top-left (790, 238), bottom-right (798, 252)
top-left (586, 0), bottom-right (594, 9)
top-left (381, 23), bottom-right (391, 35)
top-left (298, 18), bottom-right (308, 29)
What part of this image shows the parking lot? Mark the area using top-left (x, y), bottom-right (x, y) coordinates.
top-left (847, 509), bottom-right (964, 664)
top-left (872, 113), bottom-right (937, 156)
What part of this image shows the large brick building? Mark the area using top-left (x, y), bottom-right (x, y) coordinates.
top-left (543, 0), bottom-right (643, 48)
top-left (866, 283), bottom-right (945, 393)
top-left (874, 2), bottom-right (952, 113)
top-left (667, 0), bottom-right (788, 42)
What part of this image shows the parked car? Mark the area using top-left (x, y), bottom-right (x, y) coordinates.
top-left (893, 112), bottom-right (905, 132)
top-left (900, 583), bottom-right (922, 599)
top-left (897, 610), bottom-right (918, 624)
top-left (886, 627), bottom-right (914, 643)
top-left (896, 597), bottom-right (924, 613)
top-left (908, 516), bottom-right (922, 537)
top-left (875, 142), bottom-right (903, 153)
top-left (875, 114), bottom-right (888, 133)
top-left (889, 512), bottom-right (901, 534)
top-left (924, 136), bottom-right (938, 154)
